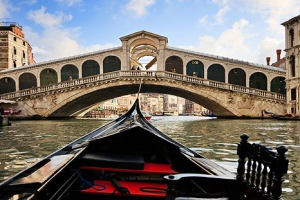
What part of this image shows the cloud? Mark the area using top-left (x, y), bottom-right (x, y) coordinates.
top-left (125, 0), bottom-right (156, 17)
top-left (0, 0), bottom-right (10, 18)
top-left (199, 0), bottom-right (230, 25)
top-left (256, 37), bottom-right (284, 64)
top-left (184, 19), bottom-right (255, 61)
top-left (242, 0), bottom-right (300, 34)
top-left (19, 0), bottom-right (37, 5)
top-left (25, 7), bottom-right (118, 62)
top-left (55, 0), bottom-right (81, 7)
top-left (28, 6), bottom-right (72, 28)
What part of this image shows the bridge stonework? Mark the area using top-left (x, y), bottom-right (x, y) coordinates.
top-left (2, 71), bottom-right (286, 118)
top-left (0, 31), bottom-right (287, 117)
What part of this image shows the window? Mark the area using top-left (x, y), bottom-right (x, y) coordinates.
top-left (13, 46), bottom-right (17, 55)
top-left (291, 88), bottom-right (296, 100)
top-left (290, 29), bottom-right (294, 47)
top-left (290, 56), bottom-right (296, 77)
top-left (13, 61), bottom-right (17, 68)
top-left (23, 41), bottom-right (25, 46)
top-left (13, 36), bottom-right (16, 42)
top-left (23, 50), bottom-right (25, 58)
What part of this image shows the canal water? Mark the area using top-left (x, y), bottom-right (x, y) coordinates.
top-left (0, 116), bottom-right (299, 199)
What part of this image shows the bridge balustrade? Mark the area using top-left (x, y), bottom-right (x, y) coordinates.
top-left (0, 70), bottom-right (286, 102)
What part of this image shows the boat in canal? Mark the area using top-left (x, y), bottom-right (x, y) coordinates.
top-left (0, 99), bottom-right (289, 200)
top-left (141, 111), bottom-right (152, 120)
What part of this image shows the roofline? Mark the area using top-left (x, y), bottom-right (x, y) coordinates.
top-left (167, 46), bottom-right (286, 73)
top-left (120, 30), bottom-right (168, 41)
top-left (0, 46), bottom-right (122, 73)
top-left (281, 15), bottom-right (300, 26)
top-left (0, 45), bottom-right (285, 75)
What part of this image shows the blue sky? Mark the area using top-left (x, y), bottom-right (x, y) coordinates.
top-left (1, 0), bottom-right (300, 65)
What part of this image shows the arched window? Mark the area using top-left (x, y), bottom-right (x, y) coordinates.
top-left (228, 68), bottom-right (246, 86)
top-left (290, 29), bottom-right (294, 47)
top-left (103, 56), bottom-right (121, 73)
top-left (165, 56), bottom-right (183, 74)
top-left (61, 64), bottom-right (79, 82)
top-left (249, 72), bottom-right (267, 91)
top-left (19, 73), bottom-right (37, 90)
top-left (290, 55), bottom-right (295, 77)
top-left (186, 60), bottom-right (204, 78)
top-left (82, 60), bottom-right (100, 77)
top-left (40, 68), bottom-right (58, 87)
top-left (0, 77), bottom-right (16, 94)
top-left (271, 76), bottom-right (286, 94)
top-left (13, 61), bottom-right (16, 68)
top-left (207, 64), bottom-right (225, 82)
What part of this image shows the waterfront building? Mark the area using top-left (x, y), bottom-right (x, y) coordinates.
top-left (282, 15), bottom-right (300, 115)
top-left (0, 20), bottom-right (35, 70)
top-left (116, 95), bottom-right (136, 113)
top-left (163, 94), bottom-right (185, 115)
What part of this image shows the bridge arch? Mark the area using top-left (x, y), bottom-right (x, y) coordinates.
top-left (40, 68), bottom-right (58, 87)
top-left (165, 55), bottom-right (183, 74)
top-left (228, 68), bottom-right (246, 86)
top-left (271, 76), bottom-right (286, 94)
top-left (19, 72), bottom-right (37, 90)
top-left (249, 72), bottom-right (267, 90)
top-left (186, 60), bottom-right (204, 78)
top-left (61, 64), bottom-right (79, 82)
top-left (0, 77), bottom-right (16, 94)
top-left (82, 59), bottom-right (100, 78)
top-left (128, 38), bottom-right (159, 51)
top-left (103, 56), bottom-right (121, 73)
top-left (135, 51), bottom-right (157, 61)
top-left (47, 81), bottom-right (241, 117)
top-left (207, 64), bottom-right (225, 82)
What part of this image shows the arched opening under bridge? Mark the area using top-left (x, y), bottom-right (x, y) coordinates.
top-left (49, 83), bottom-right (239, 118)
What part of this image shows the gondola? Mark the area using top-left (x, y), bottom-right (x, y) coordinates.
top-left (0, 97), bottom-right (289, 200)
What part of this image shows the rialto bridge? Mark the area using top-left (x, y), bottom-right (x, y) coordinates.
top-left (0, 31), bottom-right (287, 117)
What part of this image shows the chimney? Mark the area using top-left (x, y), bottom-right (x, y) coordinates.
top-left (266, 57), bottom-right (270, 66)
top-left (276, 49), bottom-right (281, 61)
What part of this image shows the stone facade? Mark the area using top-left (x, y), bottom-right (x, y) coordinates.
top-left (282, 15), bottom-right (300, 115)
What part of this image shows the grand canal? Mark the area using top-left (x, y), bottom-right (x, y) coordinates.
top-left (0, 117), bottom-right (299, 199)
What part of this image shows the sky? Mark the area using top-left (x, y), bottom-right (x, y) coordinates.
top-left (1, 0), bottom-right (300, 65)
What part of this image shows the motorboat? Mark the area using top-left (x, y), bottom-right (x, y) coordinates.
top-left (141, 111), bottom-right (152, 120)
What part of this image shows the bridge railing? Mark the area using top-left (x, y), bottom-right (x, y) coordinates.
top-left (0, 70), bottom-right (286, 101)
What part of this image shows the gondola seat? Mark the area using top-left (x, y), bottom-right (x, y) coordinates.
top-left (78, 152), bottom-right (145, 170)
top-left (175, 198), bottom-right (229, 200)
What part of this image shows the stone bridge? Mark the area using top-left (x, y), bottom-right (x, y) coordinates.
top-left (0, 71), bottom-right (286, 117)
top-left (0, 30), bottom-right (287, 117)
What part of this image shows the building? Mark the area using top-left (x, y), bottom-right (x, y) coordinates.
top-left (282, 15), bottom-right (300, 115)
top-left (0, 20), bottom-right (35, 70)
top-left (270, 49), bottom-right (286, 70)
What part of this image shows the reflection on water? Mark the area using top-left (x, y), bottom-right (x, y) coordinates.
top-left (0, 116), bottom-right (299, 199)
